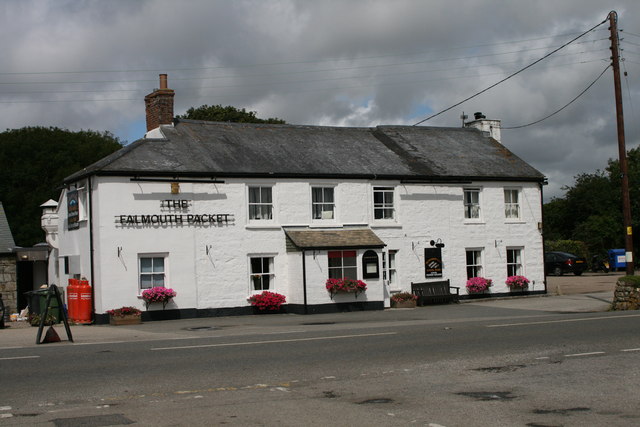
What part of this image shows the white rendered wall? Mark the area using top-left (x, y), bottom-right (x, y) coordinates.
top-left (55, 176), bottom-right (543, 314)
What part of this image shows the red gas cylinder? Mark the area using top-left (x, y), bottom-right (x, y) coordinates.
top-left (76, 280), bottom-right (93, 324)
top-left (67, 279), bottom-right (79, 322)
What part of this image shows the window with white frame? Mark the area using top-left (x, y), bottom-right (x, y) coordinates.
top-left (464, 188), bottom-right (480, 219)
top-left (312, 187), bottom-right (335, 220)
top-left (466, 249), bottom-right (483, 279)
top-left (373, 186), bottom-right (395, 220)
top-left (328, 250), bottom-right (357, 279)
top-left (250, 256), bottom-right (274, 291)
top-left (383, 250), bottom-right (398, 287)
top-left (504, 189), bottom-right (520, 219)
top-left (248, 186), bottom-right (273, 220)
top-left (139, 255), bottom-right (166, 290)
top-left (507, 248), bottom-right (523, 276)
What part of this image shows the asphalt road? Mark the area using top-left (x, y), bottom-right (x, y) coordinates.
top-left (1, 297), bottom-right (639, 426)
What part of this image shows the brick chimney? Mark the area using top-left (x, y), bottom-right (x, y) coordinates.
top-left (144, 74), bottom-right (174, 132)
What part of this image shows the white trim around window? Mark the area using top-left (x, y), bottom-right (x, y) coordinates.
top-left (311, 185), bottom-right (337, 222)
top-left (463, 187), bottom-right (482, 222)
top-left (506, 247), bottom-right (524, 277)
top-left (248, 255), bottom-right (276, 292)
top-left (372, 185), bottom-right (396, 222)
top-left (138, 253), bottom-right (169, 294)
top-left (247, 184), bottom-right (275, 223)
top-left (504, 188), bottom-right (521, 221)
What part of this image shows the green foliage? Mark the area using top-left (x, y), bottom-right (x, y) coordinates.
top-left (178, 104), bottom-right (286, 124)
top-left (0, 127), bottom-right (123, 246)
top-left (618, 275), bottom-right (640, 288)
top-left (544, 240), bottom-right (589, 260)
top-left (543, 146), bottom-right (640, 260)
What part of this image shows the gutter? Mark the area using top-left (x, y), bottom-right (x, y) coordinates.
top-left (88, 176), bottom-right (96, 322)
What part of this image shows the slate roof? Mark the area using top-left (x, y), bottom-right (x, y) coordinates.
top-left (0, 202), bottom-right (16, 254)
top-left (64, 119), bottom-right (545, 184)
top-left (285, 229), bottom-right (385, 250)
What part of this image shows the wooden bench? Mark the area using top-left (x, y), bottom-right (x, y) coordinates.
top-left (411, 280), bottom-right (460, 306)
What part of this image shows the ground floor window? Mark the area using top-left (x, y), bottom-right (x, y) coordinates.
top-left (250, 256), bottom-right (274, 290)
top-left (383, 250), bottom-right (398, 287)
top-left (139, 255), bottom-right (166, 290)
top-left (507, 248), bottom-right (523, 276)
top-left (466, 249), bottom-right (483, 279)
top-left (328, 250), bottom-right (357, 279)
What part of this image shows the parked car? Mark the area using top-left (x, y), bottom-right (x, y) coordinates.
top-left (545, 251), bottom-right (587, 276)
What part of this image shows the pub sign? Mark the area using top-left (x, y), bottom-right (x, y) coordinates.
top-left (424, 247), bottom-right (443, 278)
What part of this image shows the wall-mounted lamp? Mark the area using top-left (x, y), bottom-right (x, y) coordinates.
top-left (430, 238), bottom-right (445, 248)
top-left (171, 182), bottom-right (180, 194)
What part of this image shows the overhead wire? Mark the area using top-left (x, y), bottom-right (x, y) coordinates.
top-left (412, 16), bottom-right (609, 126)
top-left (501, 64), bottom-right (611, 129)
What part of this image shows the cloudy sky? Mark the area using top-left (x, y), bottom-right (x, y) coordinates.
top-left (1, 0), bottom-right (639, 200)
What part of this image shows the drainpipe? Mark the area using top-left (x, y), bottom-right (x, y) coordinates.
top-left (302, 250), bottom-right (308, 314)
top-left (88, 176), bottom-right (96, 322)
top-left (540, 181), bottom-right (547, 294)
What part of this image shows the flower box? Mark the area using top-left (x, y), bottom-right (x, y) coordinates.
top-left (391, 300), bottom-right (417, 309)
top-left (109, 314), bottom-right (142, 326)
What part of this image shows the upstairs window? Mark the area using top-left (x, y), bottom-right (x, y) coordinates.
top-left (373, 187), bottom-right (395, 220)
top-left (328, 250), bottom-right (357, 279)
top-left (464, 189), bottom-right (480, 219)
top-left (504, 189), bottom-right (520, 219)
top-left (312, 187), bottom-right (335, 220)
top-left (248, 186), bottom-right (273, 220)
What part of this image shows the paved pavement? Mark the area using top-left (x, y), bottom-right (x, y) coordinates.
top-left (0, 272), bottom-right (625, 349)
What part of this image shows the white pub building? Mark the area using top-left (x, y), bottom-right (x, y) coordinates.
top-left (42, 75), bottom-right (546, 323)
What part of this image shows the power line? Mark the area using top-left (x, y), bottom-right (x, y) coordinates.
top-left (412, 17), bottom-right (609, 126)
top-left (501, 64), bottom-right (611, 129)
top-left (0, 31), bottom-right (604, 77)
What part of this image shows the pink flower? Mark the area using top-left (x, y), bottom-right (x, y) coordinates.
top-left (466, 277), bottom-right (492, 293)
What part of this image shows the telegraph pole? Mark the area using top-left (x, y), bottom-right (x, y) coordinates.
top-left (609, 10), bottom-right (635, 275)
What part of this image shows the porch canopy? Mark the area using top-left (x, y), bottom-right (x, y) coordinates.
top-left (284, 228), bottom-right (386, 250)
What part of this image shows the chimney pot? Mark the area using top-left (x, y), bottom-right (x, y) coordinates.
top-left (474, 112), bottom-right (486, 120)
top-left (159, 74), bottom-right (168, 90)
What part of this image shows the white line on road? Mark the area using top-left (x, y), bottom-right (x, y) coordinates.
top-left (564, 352), bottom-right (606, 358)
top-left (0, 355), bottom-right (40, 361)
top-left (621, 348), bottom-right (640, 352)
top-left (151, 332), bottom-right (397, 351)
top-left (486, 313), bottom-right (640, 328)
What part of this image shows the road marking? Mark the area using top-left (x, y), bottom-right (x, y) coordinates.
top-left (0, 414), bottom-right (13, 419)
top-left (486, 313), bottom-right (640, 328)
top-left (564, 352), bottom-right (606, 358)
top-left (621, 348), bottom-right (640, 352)
top-left (0, 355), bottom-right (40, 361)
top-left (535, 357), bottom-right (550, 360)
top-left (151, 332), bottom-right (397, 351)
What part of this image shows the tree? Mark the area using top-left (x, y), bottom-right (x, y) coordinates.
top-left (0, 127), bottom-right (123, 246)
top-left (178, 104), bottom-right (286, 124)
top-left (543, 146), bottom-right (640, 259)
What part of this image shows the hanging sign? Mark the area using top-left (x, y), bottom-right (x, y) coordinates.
top-left (67, 189), bottom-right (79, 230)
top-left (424, 247), bottom-right (443, 278)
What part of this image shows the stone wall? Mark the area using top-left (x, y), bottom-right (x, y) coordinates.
top-left (0, 255), bottom-right (17, 318)
top-left (612, 278), bottom-right (640, 310)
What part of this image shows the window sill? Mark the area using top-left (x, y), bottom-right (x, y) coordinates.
top-left (371, 223), bottom-right (403, 229)
top-left (463, 220), bottom-right (485, 225)
top-left (504, 220), bottom-right (526, 224)
top-left (245, 224), bottom-right (281, 230)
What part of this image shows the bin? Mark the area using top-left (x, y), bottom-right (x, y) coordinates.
top-left (25, 288), bottom-right (62, 324)
top-left (608, 249), bottom-right (626, 271)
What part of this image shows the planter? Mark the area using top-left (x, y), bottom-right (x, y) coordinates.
top-left (391, 300), bottom-right (417, 309)
top-left (109, 315), bottom-right (142, 326)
